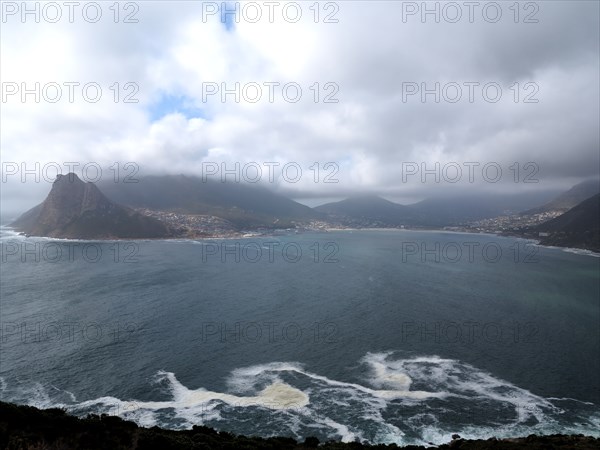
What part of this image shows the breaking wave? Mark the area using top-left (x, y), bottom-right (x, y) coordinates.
top-left (1, 353), bottom-right (599, 446)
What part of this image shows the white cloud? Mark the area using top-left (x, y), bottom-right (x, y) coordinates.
top-left (1, 0), bottom-right (598, 214)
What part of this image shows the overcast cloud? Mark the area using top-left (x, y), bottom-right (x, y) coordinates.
top-left (1, 1), bottom-right (599, 215)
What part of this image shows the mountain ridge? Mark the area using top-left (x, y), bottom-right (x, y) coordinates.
top-left (522, 179), bottom-right (600, 215)
top-left (11, 173), bottom-right (171, 239)
top-left (315, 190), bottom-right (558, 227)
top-left (99, 174), bottom-right (322, 229)
top-left (534, 193), bottom-right (600, 252)
top-left (10, 174), bottom-right (599, 248)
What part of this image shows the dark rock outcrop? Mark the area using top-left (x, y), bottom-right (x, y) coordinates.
top-left (11, 173), bottom-right (171, 239)
top-left (1, 401), bottom-right (599, 450)
top-left (535, 193), bottom-right (600, 252)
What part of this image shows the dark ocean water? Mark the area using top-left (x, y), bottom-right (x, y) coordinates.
top-left (1, 227), bottom-right (599, 445)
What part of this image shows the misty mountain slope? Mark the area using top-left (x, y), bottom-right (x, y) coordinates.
top-left (314, 195), bottom-right (424, 226)
top-left (535, 193), bottom-right (600, 252)
top-left (536, 193), bottom-right (600, 233)
top-left (11, 174), bottom-right (171, 239)
top-left (523, 179), bottom-right (600, 215)
top-left (409, 190), bottom-right (559, 226)
top-left (9, 203), bottom-right (43, 232)
top-left (408, 197), bottom-right (498, 226)
top-left (99, 175), bottom-right (321, 228)
top-left (315, 190), bottom-right (558, 227)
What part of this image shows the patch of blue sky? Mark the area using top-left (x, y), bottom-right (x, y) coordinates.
top-left (222, 1), bottom-right (237, 31)
top-left (148, 94), bottom-right (208, 122)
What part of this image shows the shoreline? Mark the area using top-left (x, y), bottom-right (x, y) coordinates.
top-left (1, 401), bottom-right (599, 449)
top-left (2, 225), bottom-right (598, 256)
top-left (4, 224), bottom-right (598, 253)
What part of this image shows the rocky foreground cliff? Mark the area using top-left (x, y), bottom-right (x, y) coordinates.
top-left (534, 193), bottom-right (600, 252)
top-left (11, 174), bottom-right (171, 239)
top-left (1, 402), bottom-right (598, 450)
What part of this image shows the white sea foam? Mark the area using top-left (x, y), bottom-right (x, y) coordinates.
top-left (2, 353), bottom-right (599, 446)
top-left (0, 226), bottom-right (25, 240)
top-left (561, 247), bottom-right (600, 257)
top-left (115, 370), bottom-right (310, 412)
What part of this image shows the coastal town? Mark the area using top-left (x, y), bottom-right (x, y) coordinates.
top-left (136, 205), bottom-right (564, 240)
top-left (455, 211), bottom-right (564, 235)
top-left (136, 208), bottom-right (335, 238)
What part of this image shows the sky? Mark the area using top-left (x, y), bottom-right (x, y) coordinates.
top-left (1, 0), bottom-right (599, 215)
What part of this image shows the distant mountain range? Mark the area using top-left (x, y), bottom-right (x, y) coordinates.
top-left (12, 174), bottom-right (171, 239)
top-left (315, 191), bottom-right (558, 227)
top-left (314, 180), bottom-right (598, 230)
top-left (522, 179), bottom-right (600, 215)
top-left (314, 194), bottom-right (423, 227)
top-left (10, 174), bottom-right (600, 251)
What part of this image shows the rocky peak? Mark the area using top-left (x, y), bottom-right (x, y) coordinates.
top-left (11, 173), bottom-right (171, 239)
top-left (41, 173), bottom-right (113, 228)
